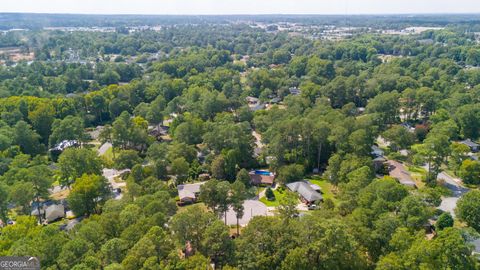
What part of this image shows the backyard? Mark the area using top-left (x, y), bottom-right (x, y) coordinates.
top-left (308, 178), bottom-right (338, 204)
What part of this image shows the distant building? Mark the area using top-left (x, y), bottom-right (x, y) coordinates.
top-left (289, 87), bottom-right (301, 96)
top-left (246, 96), bottom-right (259, 104)
top-left (50, 140), bottom-right (79, 152)
top-left (246, 96), bottom-right (265, 111)
top-left (286, 181), bottom-right (323, 205)
top-left (269, 97), bottom-right (281, 104)
top-left (460, 139), bottom-right (479, 152)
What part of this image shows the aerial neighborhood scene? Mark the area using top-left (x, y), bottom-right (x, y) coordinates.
top-left (2, 0), bottom-right (480, 269)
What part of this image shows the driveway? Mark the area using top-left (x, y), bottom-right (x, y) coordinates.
top-left (224, 200), bottom-right (271, 226)
top-left (102, 168), bottom-right (128, 188)
top-left (98, 142), bottom-right (112, 155)
top-left (437, 172), bottom-right (469, 217)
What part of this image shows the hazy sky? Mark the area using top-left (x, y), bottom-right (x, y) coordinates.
top-left (1, 0), bottom-right (480, 15)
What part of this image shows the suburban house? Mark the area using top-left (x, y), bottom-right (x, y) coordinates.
top-left (460, 139), bottom-right (479, 152)
top-left (269, 97), bottom-right (281, 104)
top-left (249, 170), bottom-right (275, 185)
top-left (49, 140), bottom-right (79, 160)
top-left (289, 87), bottom-right (301, 95)
top-left (45, 204), bottom-right (65, 223)
top-left (286, 181), bottom-right (323, 205)
top-left (246, 96), bottom-right (265, 111)
top-left (31, 201), bottom-right (66, 223)
top-left (177, 182), bottom-right (205, 205)
top-left (246, 96), bottom-right (259, 105)
top-left (148, 125), bottom-right (170, 139)
top-left (386, 160), bottom-right (417, 188)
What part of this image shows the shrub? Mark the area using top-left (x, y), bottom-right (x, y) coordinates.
top-left (265, 187), bottom-right (275, 201)
top-left (436, 212), bottom-right (454, 230)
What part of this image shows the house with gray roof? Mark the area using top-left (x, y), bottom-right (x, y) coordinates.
top-left (177, 182), bottom-right (205, 205)
top-left (286, 181), bottom-right (323, 204)
top-left (460, 139), bottom-right (479, 152)
top-left (45, 204), bottom-right (65, 223)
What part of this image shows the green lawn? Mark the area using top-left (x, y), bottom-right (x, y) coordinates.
top-left (308, 179), bottom-right (337, 203)
top-left (406, 165), bottom-right (426, 189)
top-left (177, 202), bottom-right (208, 213)
top-left (259, 187), bottom-right (288, 207)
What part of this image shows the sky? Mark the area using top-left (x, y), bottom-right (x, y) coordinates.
top-left (1, 0), bottom-right (480, 15)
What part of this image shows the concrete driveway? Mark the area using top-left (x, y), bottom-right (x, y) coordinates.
top-left (224, 200), bottom-right (271, 226)
top-left (437, 172), bottom-right (469, 217)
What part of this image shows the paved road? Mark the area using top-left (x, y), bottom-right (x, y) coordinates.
top-left (437, 172), bottom-right (469, 217)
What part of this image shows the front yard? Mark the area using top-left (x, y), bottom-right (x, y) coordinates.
top-left (406, 165), bottom-right (427, 189)
top-left (259, 187), bottom-right (288, 207)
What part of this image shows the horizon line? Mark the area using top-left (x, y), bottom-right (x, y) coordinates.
top-left (2, 11), bottom-right (480, 17)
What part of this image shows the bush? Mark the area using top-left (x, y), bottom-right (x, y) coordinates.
top-left (436, 212), bottom-right (454, 230)
top-left (265, 187), bottom-right (275, 201)
top-left (323, 198), bottom-right (335, 210)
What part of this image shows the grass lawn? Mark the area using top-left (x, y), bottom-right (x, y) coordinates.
top-left (102, 146), bottom-right (114, 159)
top-left (406, 165), bottom-right (426, 189)
top-left (177, 202), bottom-right (208, 213)
top-left (259, 188), bottom-right (287, 207)
top-left (308, 179), bottom-right (338, 203)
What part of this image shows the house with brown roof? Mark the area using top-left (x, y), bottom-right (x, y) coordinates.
top-left (249, 170), bottom-right (275, 185)
top-left (387, 160), bottom-right (416, 188)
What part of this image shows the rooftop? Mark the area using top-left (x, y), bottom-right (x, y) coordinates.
top-left (461, 139), bottom-right (479, 148)
top-left (249, 171), bottom-right (275, 185)
top-left (286, 181), bottom-right (323, 203)
top-left (387, 160), bottom-right (416, 187)
top-left (177, 182), bottom-right (205, 200)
